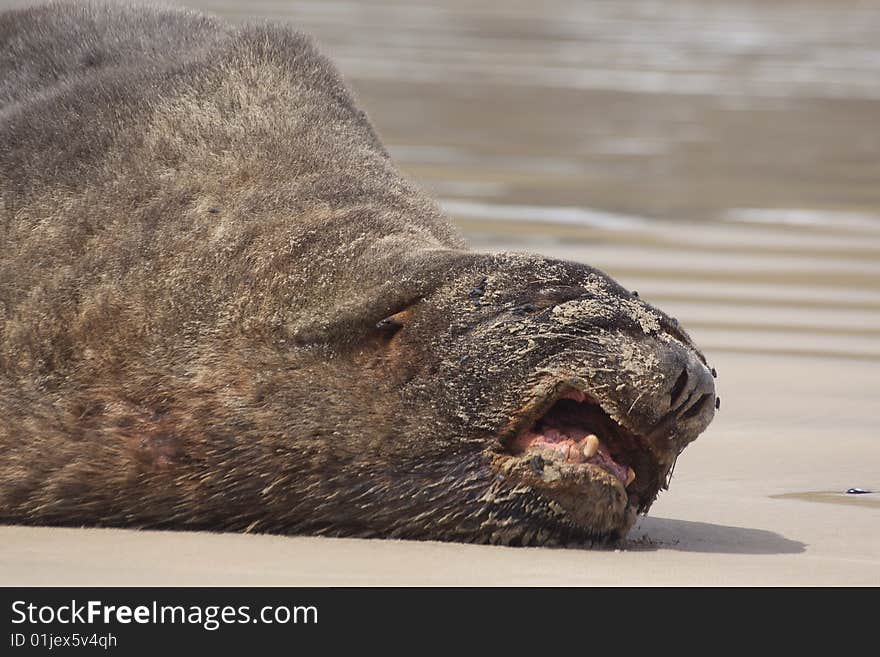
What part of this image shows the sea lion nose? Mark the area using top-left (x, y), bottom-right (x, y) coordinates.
top-left (661, 349), bottom-right (716, 429)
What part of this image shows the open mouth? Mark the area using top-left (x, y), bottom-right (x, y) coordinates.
top-left (495, 384), bottom-right (673, 532)
top-left (513, 394), bottom-right (633, 477)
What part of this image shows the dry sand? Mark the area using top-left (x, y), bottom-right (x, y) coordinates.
top-left (1, 0), bottom-right (878, 586)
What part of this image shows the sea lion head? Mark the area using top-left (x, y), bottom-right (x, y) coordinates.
top-left (350, 250), bottom-right (716, 545)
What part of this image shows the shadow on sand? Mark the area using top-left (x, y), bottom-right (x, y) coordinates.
top-left (623, 516), bottom-right (806, 555)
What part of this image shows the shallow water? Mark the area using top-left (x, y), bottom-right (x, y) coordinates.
top-left (771, 491), bottom-right (880, 509)
top-left (189, 0), bottom-right (880, 361)
top-left (5, 0), bottom-right (880, 361)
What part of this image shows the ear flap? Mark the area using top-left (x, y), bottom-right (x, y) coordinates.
top-left (287, 282), bottom-right (423, 345)
top-left (374, 308), bottom-right (409, 338)
top-left (286, 248), bottom-right (479, 346)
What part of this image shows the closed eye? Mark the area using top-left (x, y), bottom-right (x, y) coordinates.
top-left (512, 286), bottom-right (587, 313)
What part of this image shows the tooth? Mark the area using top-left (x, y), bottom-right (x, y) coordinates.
top-left (582, 434), bottom-right (600, 459)
top-left (626, 467), bottom-right (636, 487)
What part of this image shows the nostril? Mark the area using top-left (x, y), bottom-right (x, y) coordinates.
top-left (682, 393), bottom-right (713, 420)
top-left (668, 369), bottom-right (689, 411)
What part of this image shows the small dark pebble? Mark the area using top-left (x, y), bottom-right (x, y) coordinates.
top-left (469, 277), bottom-right (488, 300)
top-left (715, 396), bottom-right (721, 410)
top-left (207, 207), bottom-right (220, 214)
top-left (512, 302), bottom-right (537, 315)
top-left (846, 488), bottom-right (873, 495)
top-left (632, 290), bottom-right (639, 297)
top-left (711, 367), bottom-right (717, 378)
top-left (529, 455), bottom-right (545, 474)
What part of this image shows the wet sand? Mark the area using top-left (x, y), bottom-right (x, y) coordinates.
top-left (1, 0), bottom-right (878, 585)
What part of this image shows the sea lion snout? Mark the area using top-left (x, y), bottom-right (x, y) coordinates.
top-left (653, 341), bottom-right (717, 441)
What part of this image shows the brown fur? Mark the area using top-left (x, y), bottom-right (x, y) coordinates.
top-left (0, 1), bottom-right (716, 545)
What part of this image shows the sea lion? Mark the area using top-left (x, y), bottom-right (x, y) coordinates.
top-left (0, 1), bottom-right (716, 545)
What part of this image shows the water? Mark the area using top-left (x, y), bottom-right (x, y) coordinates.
top-left (5, 0), bottom-right (880, 359)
